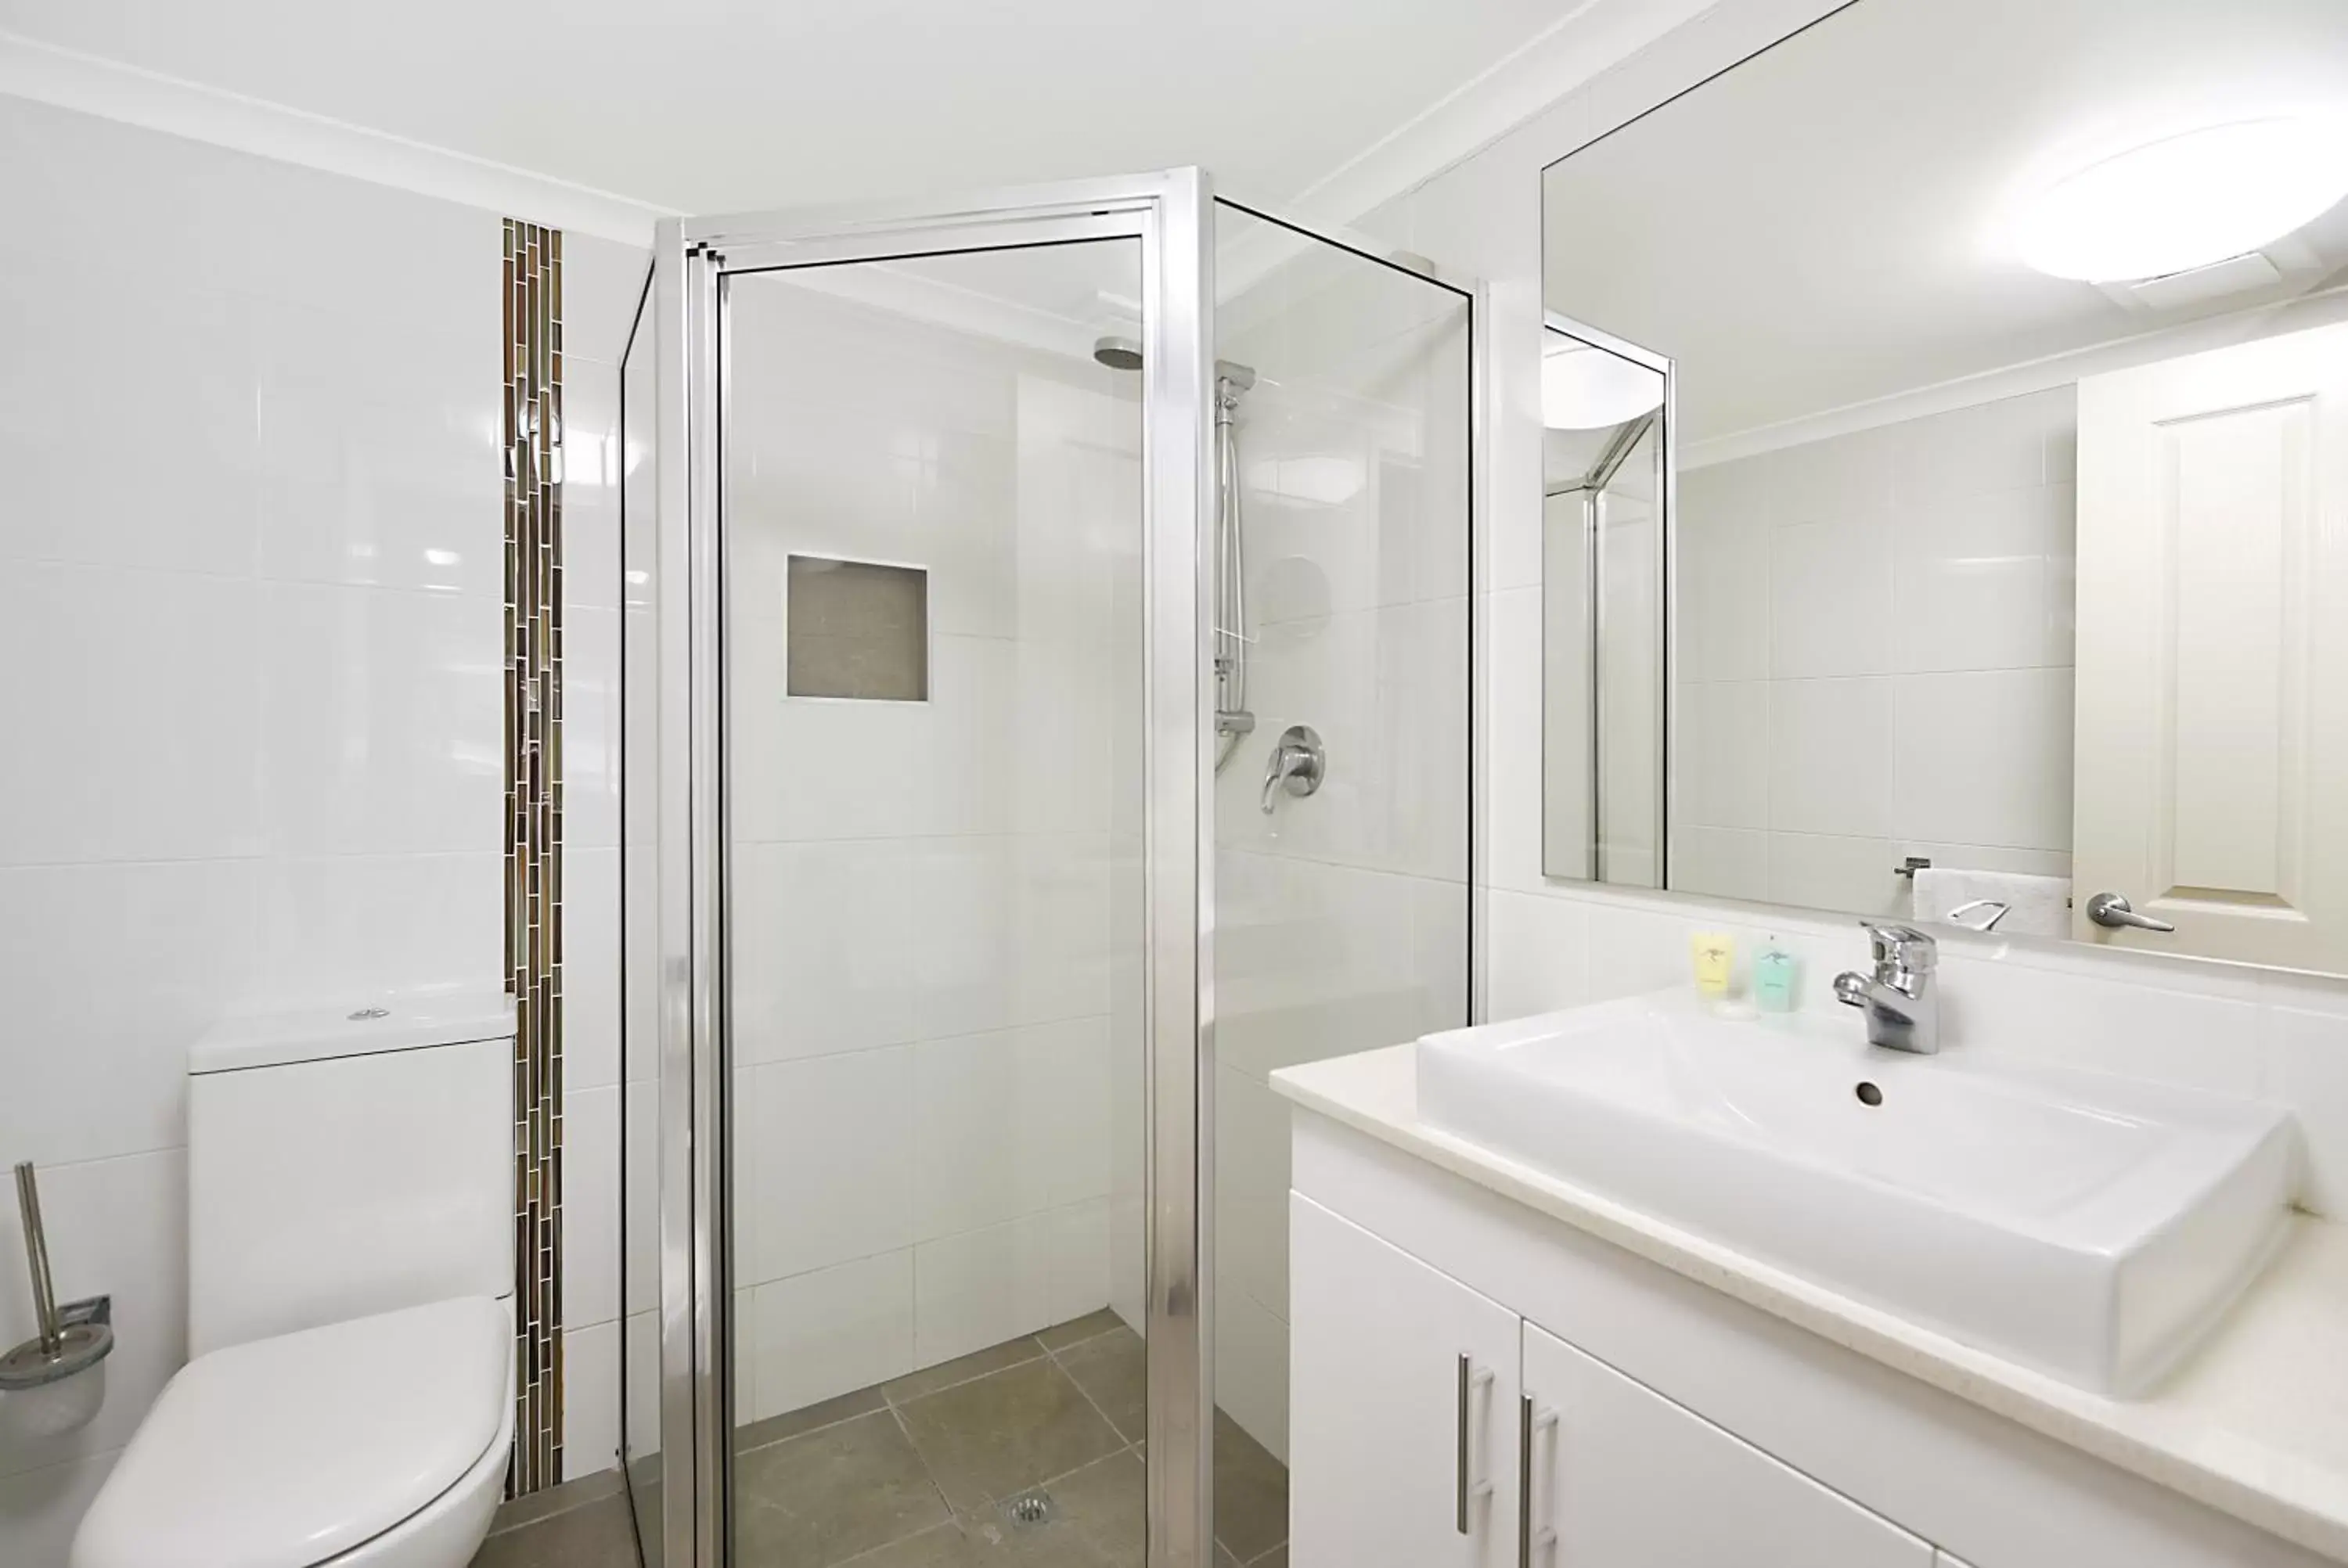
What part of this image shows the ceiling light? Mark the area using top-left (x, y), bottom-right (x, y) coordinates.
top-left (1542, 342), bottom-right (1664, 430)
top-left (2013, 117), bottom-right (2348, 283)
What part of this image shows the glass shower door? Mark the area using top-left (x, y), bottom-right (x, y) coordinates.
top-left (719, 236), bottom-right (1157, 1566)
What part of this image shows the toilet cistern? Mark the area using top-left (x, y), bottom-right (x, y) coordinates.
top-left (1833, 922), bottom-right (1940, 1054)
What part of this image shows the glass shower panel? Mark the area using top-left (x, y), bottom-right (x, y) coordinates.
top-left (719, 240), bottom-right (1151, 1563)
top-left (1206, 200), bottom-right (1474, 1563)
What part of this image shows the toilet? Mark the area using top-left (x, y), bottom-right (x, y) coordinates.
top-left (72, 991), bottom-right (518, 1568)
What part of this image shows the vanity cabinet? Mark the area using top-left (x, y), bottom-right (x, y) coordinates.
top-left (1294, 1190), bottom-right (1930, 1567)
top-left (1524, 1321), bottom-right (1932, 1566)
top-left (1291, 1192), bottom-right (1521, 1568)
top-left (1286, 1107), bottom-right (2332, 1568)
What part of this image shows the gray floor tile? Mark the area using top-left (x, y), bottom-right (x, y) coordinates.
top-left (1246, 1547), bottom-right (1287, 1568)
top-left (844, 1451), bottom-right (1145, 1568)
top-left (1053, 1328), bottom-right (1145, 1444)
top-left (469, 1491), bottom-right (639, 1568)
top-left (895, 1357), bottom-right (1127, 1511)
top-left (884, 1336), bottom-right (1046, 1404)
top-left (1036, 1309), bottom-right (1125, 1353)
top-left (735, 1408), bottom-right (952, 1566)
top-left (1211, 1411), bottom-right (1287, 1566)
top-left (738, 1385), bottom-right (888, 1454)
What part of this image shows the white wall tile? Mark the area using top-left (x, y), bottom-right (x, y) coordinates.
top-left (1674, 825), bottom-right (1772, 904)
top-left (905, 837), bottom-right (1017, 1041)
top-left (1893, 483), bottom-right (2074, 675)
top-left (0, 861), bottom-right (254, 1168)
top-left (1768, 832), bottom-right (1905, 917)
top-left (1674, 682), bottom-right (1770, 830)
top-left (1893, 668), bottom-right (2074, 851)
top-left (1045, 1199), bottom-right (1114, 1329)
top-left (749, 1251), bottom-right (916, 1422)
top-left (0, 563), bottom-right (261, 867)
top-left (1770, 515), bottom-right (1892, 678)
top-left (563, 1087), bottom-right (621, 1332)
top-left (1215, 1066), bottom-right (1292, 1318)
top-left (1485, 889), bottom-right (1590, 1020)
top-left (563, 1320), bottom-right (621, 1479)
top-left (1767, 677), bottom-right (1892, 838)
top-left (913, 1216), bottom-right (1053, 1368)
top-left (1676, 503), bottom-right (1771, 685)
top-left (257, 582), bottom-right (502, 857)
top-left (252, 851), bottom-right (504, 1007)
top-left (743, 1049), bottom-right (917, 1283)
top-left (565, 847), bottom-right (622, 1091)
top-left (731, 839), bottom-right (914, 1063)
top-left (1893, 388), bottom-right (2065, 502)
top-left (564, 605), bottom-right (622, 851)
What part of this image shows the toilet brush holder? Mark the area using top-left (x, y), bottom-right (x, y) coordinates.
top-left (0, 1161), bottom-right (113, 1437)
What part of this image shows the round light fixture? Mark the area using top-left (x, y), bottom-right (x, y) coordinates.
top-left (1542, 341), bottom-right (1664, 430)
top-left (2014, 117), bottom-right (2348, 283)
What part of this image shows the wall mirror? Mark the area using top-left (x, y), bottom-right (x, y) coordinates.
top-left (1541, 0), bottom-right (2348, 976)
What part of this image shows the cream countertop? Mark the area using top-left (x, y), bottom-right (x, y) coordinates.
top-left (1272, 1043), bottom-right (2348, 1565)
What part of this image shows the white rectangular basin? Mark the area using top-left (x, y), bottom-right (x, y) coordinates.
top-left (1415, 991), bottom-right (2298, 1395)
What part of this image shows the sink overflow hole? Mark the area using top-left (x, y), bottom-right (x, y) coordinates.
top-left (1854, 1081), bottom-right (1884, 1107)
top-left (1003, 1489), bottom-right (1054, 1528)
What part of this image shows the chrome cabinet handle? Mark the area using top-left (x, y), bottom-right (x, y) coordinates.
top-left (1518, 1392), bottom-right (1559, 1567)
top-left (1457, 1354), bottom-right (1471, 1535)
top-left (2087, 892), bottom-right (2176, 933)
top-left (1518, 1394), bottom-right (1533, 1568)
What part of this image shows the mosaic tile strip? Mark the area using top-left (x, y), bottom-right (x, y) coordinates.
top-left (503, 218), bottom-right (566, 1495)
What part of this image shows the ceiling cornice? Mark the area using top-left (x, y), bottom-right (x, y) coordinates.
top-left (0, 28), bottom-right (672, 246)
top-left (1287, 0), bottom-right (1719, 225)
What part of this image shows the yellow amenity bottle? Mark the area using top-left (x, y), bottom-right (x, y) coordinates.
top-left (1690, 930), bottom-right (1735, 1001)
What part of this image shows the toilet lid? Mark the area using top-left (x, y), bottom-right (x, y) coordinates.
top-left (74, 1296), bottom-right (510, 1568)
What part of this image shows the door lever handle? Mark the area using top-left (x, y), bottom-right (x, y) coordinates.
top-left (2086, 891), bottom-right (2176, 933)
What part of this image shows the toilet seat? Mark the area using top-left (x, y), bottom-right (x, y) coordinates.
top-left (73, 1296), bottom-right (511, 1568)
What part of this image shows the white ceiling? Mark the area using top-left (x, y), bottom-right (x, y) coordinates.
top-left (1543, 0), bottom-right (2348, 446)
top-left (0, 0), bottom-right (1604, 216)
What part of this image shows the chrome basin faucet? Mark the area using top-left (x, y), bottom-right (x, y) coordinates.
top-left (1833, 922), bottom-right (1939, 1055)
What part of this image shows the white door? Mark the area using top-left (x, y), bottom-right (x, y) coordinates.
top-left (2074, 322), bottom-right (2348, 967)
top-left (1521, 1321), bottom-right (1932, 1567)
top-left (1290, 1194), bottom-right (1521, 1568)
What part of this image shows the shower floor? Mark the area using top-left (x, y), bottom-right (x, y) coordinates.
top-left (728, 1309), bottom-right (1288, 1568)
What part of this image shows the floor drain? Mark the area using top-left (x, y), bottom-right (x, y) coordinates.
top-left (1002, 1489), bottom-right (1055, 1527)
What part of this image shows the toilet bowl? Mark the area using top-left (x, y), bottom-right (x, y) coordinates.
top-left (70, 992), bottom-right (518, 1568)
top-left (73, 1298), bottom-right (513, 1568)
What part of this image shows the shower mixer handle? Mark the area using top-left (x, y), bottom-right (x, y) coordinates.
top-left (1260, 725), bottom-right (1326, 815)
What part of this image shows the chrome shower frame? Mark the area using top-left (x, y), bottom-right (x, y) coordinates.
top-left (642, 171), bottom-right (1487, 1568)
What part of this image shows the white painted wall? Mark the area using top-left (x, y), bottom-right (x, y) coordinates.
top-left (1207, 210), bottom-right (1476, 1461)
top-left (0, 93), bottom-right (640, 1563)
top-left (720, 275), bottom-right (1143, 1426)
top-left (1350, 0), bottom-right (2348, 1231)
top-left (1675, 386), bottom-right (2079, 912)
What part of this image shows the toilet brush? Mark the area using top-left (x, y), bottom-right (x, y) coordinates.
top-left (0, 1161), bottom-right (113, 1434)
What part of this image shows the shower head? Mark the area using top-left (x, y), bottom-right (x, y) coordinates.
top-left (1090, 334), bottom-right (1259, 398)
top-left (1091, 335), bottom-right (1144, 372)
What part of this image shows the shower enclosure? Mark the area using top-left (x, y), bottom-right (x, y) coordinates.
top-left (616, 171), bottom-right (1478, 1568)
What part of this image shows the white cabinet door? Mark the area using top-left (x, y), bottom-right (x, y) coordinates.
top-left (1521, 1321), bottom-right (1932, 1568)
top-left (2074, 322), bottom-right (2348, 969)
top-left (1291, 1193), bottom-right (1522, 1568)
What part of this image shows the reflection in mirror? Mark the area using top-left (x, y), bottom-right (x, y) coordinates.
top-left (1541, 321), bottom-right (1668, 886)
top-left (1540, 0), bottom-right (2348, 978)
